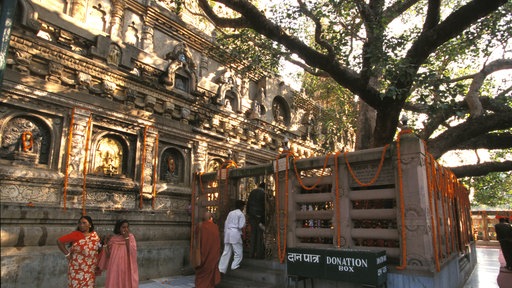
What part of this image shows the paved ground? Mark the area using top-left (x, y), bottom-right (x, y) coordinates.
top-left (139, 275), bottom-right (195, 288)
top-left (139, 246), bottom-right (511, 288)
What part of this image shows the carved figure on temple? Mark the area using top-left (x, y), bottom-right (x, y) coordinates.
top-left (273, 102), bottom-right (283, 123)
top-left (160, 42), bottom-right (197, 92)
top-left (250, 87), bottom-right (266, 118)
top-left (94, 138), bottom-right (122, 176)
top-left (305, 114), bottom-right (316, 141)
top-left (107, 44), bottom-right (121, 66)
top-left (163, 155), bottom-right (180, 183)
top-left (216, 70), bottom-right (241, 113)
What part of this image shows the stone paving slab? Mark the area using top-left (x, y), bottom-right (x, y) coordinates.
top-left (139, 275), bottom-right (195, 288)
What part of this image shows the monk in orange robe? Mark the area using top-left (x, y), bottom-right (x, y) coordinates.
top-left (194, 211), bottom-right (221, 288)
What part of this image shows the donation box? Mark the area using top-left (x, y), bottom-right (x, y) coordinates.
top-left (287, 247), bottom-right (387, 287)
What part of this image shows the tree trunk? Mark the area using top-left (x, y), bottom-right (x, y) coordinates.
top-left (355, 101), bottom-right (376, 150)
top-left (373, 102), bottom-right (402, 148)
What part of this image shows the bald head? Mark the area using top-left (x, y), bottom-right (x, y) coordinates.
top-left (202, 211), bottom-right (213, 221)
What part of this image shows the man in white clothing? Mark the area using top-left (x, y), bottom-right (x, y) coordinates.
top-left (218, 200), bottom-right (246, 274)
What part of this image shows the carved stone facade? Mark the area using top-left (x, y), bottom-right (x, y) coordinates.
top-left (0, 0), bottom-right (326, 286)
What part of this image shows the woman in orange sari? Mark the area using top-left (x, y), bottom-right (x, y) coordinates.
top-left (57, 215), bottom-right (101, 288)
top-left (99, 219), bottom-right (139, 288)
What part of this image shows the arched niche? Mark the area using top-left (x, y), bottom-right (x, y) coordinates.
top-left (161, 42), bottom-right (198, 93)
top-left (91, 134), bottom-right (129, 177)
top-left (0, 115), bottom-right (52, 166)
top-left (271, 96), bottom-right (291, 126)
top-left (160, 147), bottom-right (185, 184)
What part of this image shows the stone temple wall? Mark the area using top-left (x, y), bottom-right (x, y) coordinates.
top-left (0, 0), bottom-right (328, 287)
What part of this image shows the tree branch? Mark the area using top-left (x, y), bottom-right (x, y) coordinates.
top-left (454, 132), bottom-right (512, 150)
top-left (427, 112), bottom-right (512, 158)
top-left (423, 0), bottom-right (440, 31)
top-left (466, 59), bottom-right (512, 117)
top-left (448, 160), bottom-right (512, 178)
top-left (197, 0), bottom-right (248, 28)
top-left (286, 56), bottom-right (330, 77)
top-left (382, 0), bottom-right (419, 26)
top-left (297, 0), bottom-right (336, 59)
top-left (407, 0), bottom-right (507, 68)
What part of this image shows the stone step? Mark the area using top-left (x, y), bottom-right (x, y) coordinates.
top-left (242, 257), bottom-right (287, 271)
top-left (217, 274), bottom-right (277, 288)
top-left (219, 258), bottom-right (287, 288)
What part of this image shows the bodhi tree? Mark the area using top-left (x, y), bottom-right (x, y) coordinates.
top-left (190, 0), bottom-right (511, 178)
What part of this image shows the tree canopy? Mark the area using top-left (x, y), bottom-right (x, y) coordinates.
top-left (192, 0), bottom-right (512, 178)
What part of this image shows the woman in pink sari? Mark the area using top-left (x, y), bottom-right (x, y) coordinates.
top-left (99, 219), bottom-right (139, 288)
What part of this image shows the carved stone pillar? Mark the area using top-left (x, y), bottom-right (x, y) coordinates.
top-left (397, 134), bottom-right (435, 271)
top-left (139, 126), bottom-right (158, 202)
top-left (67, 108), bottom-right (91, 178)
top-left (69, 0), bottom-right (87, 22)
top-left (141, 25), bottom-right (154, 53)
top-left (109, 0), bottom-right (125, 40)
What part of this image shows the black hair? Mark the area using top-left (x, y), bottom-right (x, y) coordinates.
top-left (258, 182), bottom-right (266, 189)
top-left (235, 200), bottom-right (245, 210)
top-left (77, 215), bottom-right (95, 232)
top-left (113, 219), bottom-right (130, 235)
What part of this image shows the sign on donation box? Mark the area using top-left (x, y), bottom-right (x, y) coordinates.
top-left (287, 247), bottom-right (387, 287)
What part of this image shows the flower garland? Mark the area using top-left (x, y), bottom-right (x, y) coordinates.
top-left (152, 133), bottom-right (159, 209)
top-left (395, 129), bottom-right (411, 270)
top-left (21, 131), bottom-right (33, 152)
top-left (424, 144), bottom-right (440, 272)
top-left (334, 151), bottom-right (342, 247)
top-left (139, 126), bottom-right (148, 209)
top-left (275, 151), bottom-right (291, 263)
top-left (344, 144), bottom-right (389, 187)
top-left (190, 172), bottom-right (198, 260)
top-left (292, 153), bottom-right (332, 191)
top-left (430, 154), bottom-right (444, 262)
top-left (63, 108), bottom-right (76, 211)
top-left (440, 167), bottom-right (450, 256)
top-left (82, 114), bottom-right (92, 216)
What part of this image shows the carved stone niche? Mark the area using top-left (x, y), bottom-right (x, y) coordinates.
top-left (160, 147), bottom-right (186, 184)
top-left (271, 96), bottom-right (291, 126)
top-left (0, 115), bottom-right (52, 166)
top-left (160, 42), bottom-right (198, 93)
top-left (90, 131), bottom-right (135, 179)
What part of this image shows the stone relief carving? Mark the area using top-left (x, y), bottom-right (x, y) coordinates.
top-left (107, 44), bottom-right (121, 66)
top-left (0, 184), bottom-right (59, 203)
top-left (102, 80), bottom-right (117, 99)
top-left (77, 72), bottom-right (92, 91)
top-left (47, 61), bottom-right (63, 84)
top-left (13, 49), bottom-right (32, 74)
